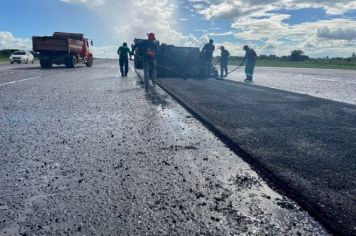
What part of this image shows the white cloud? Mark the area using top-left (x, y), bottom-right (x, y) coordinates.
top-left (185, 0), bottom-right (356, 57)
top-left (214, 41), bottom-right (243, 56)
top-left (195, 29), bottom-right (208, 32)
top-left (60, 0), bottom-right (105, 8)
top-left (317, 26), bottom-right (356, 40)
top-left (0, 32), bottom-right (31, 50)
top-left (56, 0), bottom-right (356, 58)
top-left (231, 17), bottom-right (356, 57)
top-left (65, 0), bottom-right (212, 58)
top-left (197, 0), bottom-right (278, 20)
top-left (207, 31), bottom-right (234, 36)
top-left (190, 2), bottom-right (206, 11)
top-left (282, 0), bottom-right (356, 15)
top-left (193, 0), bottom-right (356, 19)
top-left (60, 0), bottom-right (210, 59)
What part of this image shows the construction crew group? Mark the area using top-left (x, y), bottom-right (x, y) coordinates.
top-left (117, 33), bottom-right (257, 87)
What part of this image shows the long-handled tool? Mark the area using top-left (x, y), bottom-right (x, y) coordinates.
top-left (213, 59), bottom-right (220, 67)
top-left (226, 64), bottom-right (243, 76)
top-left (215, 64), bottom-right (242, 80)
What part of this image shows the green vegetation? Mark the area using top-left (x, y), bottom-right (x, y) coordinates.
top-left (216, 50), bottom-right (356, 70)
top-left (0, 49), bottom-right (17, 62)
top-left (257, 60), bottom-right (356, 70)
top-left (0, 56), bottom-right (9, 62)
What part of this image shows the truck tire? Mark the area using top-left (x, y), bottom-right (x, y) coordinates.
top-left (65, 56), bottom-right (76, 68)
top-left (85, 56), bottom-right (93, 67)
top-left (40, 59), bottom-right (52, 68)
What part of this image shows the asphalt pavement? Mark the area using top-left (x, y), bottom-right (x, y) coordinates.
top-left (0, 60), bottom-right (327, 235)
top-left (156, 76), bottom-right (356, 235)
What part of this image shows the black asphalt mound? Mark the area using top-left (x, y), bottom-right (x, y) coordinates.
top-left (157, 77), bottom-right (356, 235)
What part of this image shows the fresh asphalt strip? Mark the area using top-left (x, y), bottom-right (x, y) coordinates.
top-left (154, 77), bottom-right (356, 235)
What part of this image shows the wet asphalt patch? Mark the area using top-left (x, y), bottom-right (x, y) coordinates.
top-left (0, 60), bottom-right (328, 235)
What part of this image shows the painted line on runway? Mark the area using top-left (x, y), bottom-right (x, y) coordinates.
top-left (0, 77), bottom-right (41, 87)
top-left (315, 78), bottom-right (338, 82)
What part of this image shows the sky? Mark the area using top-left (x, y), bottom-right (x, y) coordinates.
top-left (1, 0), bottom-right (356, 58)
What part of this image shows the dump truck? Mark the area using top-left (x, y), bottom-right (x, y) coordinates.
top-left (133, 38), bottom-right (218, 78)
top-left (133, 38), bottom-right (144, 69)
top-left (32, 32), bottom-right (93, 68)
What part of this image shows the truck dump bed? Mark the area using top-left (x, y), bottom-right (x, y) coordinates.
top-left (53, 32), bottom-right (84, 41)
top-left (133, 39), bottom-right (206, 78)
top-left (32, 33), bottom-right (83, 54)
top-left (157, 44), bottom-right (203, 78)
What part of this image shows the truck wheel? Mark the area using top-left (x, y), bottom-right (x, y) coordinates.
top-left (64, 57), bottom-right (70, 68)
top-left (10, 61), bottom-right (14, 64)
top-left (40, 59), bottom-right (52, 68)
top-left (86, 57), bottom-right (93, 67)
top-left (65, 56), bottom-right (77, 68)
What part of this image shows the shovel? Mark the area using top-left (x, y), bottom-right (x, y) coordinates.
top-left (215, 64), bottom-right (243, 80)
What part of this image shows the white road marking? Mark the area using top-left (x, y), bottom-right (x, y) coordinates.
top-left (315, 78), bottom-right (338, 82)
top-left (0, 77), bottom-right (41, 87)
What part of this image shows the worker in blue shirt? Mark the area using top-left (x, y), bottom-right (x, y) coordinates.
top-left (240, 45), bottom-right (257, 82)
top-left (220, 46), bottom-right (230, 77)
top-left (202, 39), bottom-right (215, 74)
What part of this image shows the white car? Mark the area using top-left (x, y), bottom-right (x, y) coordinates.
top-left (9, 51), bottom-right (34, 64)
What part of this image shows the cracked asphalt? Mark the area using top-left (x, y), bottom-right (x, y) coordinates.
top-left (0, 60), bottom-right (327, 235)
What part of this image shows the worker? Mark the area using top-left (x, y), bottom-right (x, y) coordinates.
top-left (219, 46), bottom-right (230, 77)
top-left (142, 32), bottom-right (158, 89)
top-left (202, 39), bottom-right (215, 73)
top-left (117, 42), bottom-right (131, 77)
top-left (239, 45), bottom-right (257, 82)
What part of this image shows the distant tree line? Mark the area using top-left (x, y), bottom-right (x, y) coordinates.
top-left (224, 50), bottom-right (356, 64)
top-left (258, 50), bottom-right (356, 63)
top-left (0, 49), bottom-right (18, 57)
top-left (0, 49), bottom-right (38, 58)
top-left (255, 49), bottom-right (309, 61)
